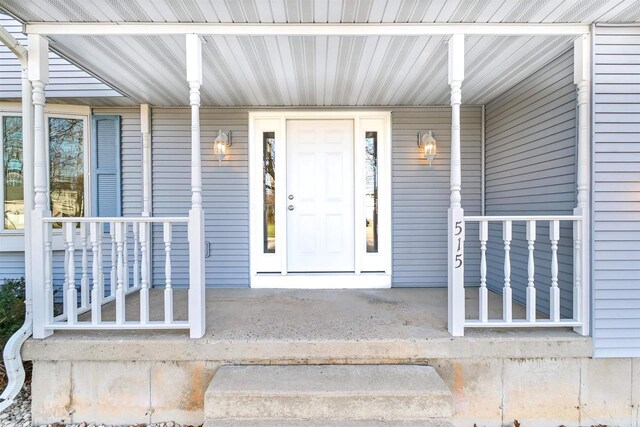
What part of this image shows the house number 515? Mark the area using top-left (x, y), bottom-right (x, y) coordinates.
top-left (454, 221), bottom-right (463, 269)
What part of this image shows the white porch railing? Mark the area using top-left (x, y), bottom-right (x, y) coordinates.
top-left (32, 216), bottom-right (203, 335)
top-left (459, 215), bottom-right (585, 330)
top-left (27, 35), bottom-right (208, 340)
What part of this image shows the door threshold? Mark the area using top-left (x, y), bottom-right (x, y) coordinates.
top-left (251, 273), bottom-right (391, 289)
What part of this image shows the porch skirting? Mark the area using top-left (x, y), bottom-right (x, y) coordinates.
top-left (30, 356), bottom-right (636, 427)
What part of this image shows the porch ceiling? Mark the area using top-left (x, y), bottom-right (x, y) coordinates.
top-left (3, 0), bottom-right (637, 106)
top-left (42, 33), bottom-right (574, 106)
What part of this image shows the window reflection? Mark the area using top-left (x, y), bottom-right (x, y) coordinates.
top-left (49, 118), bottom-right (84, 226)
top-left (365, 131), bottom-right (378, 253)
top-left (263, 132), bottom-right (276, 253)
top-left (3, 116), bottom-right (23, 230)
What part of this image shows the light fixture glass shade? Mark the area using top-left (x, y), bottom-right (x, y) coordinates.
top-left (214, 130), bottom-right (229, 164)
top-left (421, 131), bottom-right (437, 165)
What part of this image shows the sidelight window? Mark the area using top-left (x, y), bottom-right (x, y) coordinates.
top-left (365, 131), bottom-right (378, 253)
top-left (263, 131), bottom-right (276, 253)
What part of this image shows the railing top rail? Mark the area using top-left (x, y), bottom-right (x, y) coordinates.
top-left (42, 216), bottom-right (190, 223)
top-left (464, 215), bottom-right (582, 222)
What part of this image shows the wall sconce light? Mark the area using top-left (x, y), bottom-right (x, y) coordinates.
top-left (418, 130), bottom-right (437, 166)
top-left (213, 130), bottom-right (232, 166)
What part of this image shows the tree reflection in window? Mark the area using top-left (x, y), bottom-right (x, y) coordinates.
top-left (3, 116), bottom-right (23, 230)
top-left (49, 118), bottom-right (84, 226)
top-left (365, 131), bottom-right (378, 253)
top-left (263, 132), bottom-right (276, 253)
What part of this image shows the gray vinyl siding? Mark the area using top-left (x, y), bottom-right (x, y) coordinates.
top-left (391, 107), bottom-right (482, 287)
top-left (0, 251), bottom-right (66, 299)
top-left (0, 13), bottom-right (121, 100)
top-left (592, 25), bottom-right (640, 358)
top-left (484, 50), bottom-right (576, 318)
top-left (150, 107), bottom-right (481, 288)
top-left (151, 108), bottom-right (249, 288)
top-left (0, 252), bottom-right (25, 281)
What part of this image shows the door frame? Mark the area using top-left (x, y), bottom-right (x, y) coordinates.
top-left (248, 110), bottom-right (392, 289)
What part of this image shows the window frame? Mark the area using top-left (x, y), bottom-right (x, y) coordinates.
top-left (45, 112), bottom-right (92, 223)
top-left (0, 103), bottom-right (91, 251)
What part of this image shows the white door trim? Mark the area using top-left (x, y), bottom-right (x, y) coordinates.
top-left (249, 110), bottom-right (392, 289)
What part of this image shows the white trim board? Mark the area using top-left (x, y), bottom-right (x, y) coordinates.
top-left (26, 23), bottom-right (590, 36)
top-left (248, 110), bottom-right (392, 289)
top-left (0, 102), bottom-right (90, 116)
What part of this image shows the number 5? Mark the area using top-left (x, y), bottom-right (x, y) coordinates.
top-left (455, 254), bottom-right (463, 268)
top-left (455, 221), bottom-right (463, 236)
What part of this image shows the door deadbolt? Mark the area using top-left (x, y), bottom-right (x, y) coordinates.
top-left (288, 194), bottom-right (294, 200)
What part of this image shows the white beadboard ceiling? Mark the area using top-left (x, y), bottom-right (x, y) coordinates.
top-left (47, 33), bottom-right (575, 106)
top-left (2, 0), bottom-right (637, 106)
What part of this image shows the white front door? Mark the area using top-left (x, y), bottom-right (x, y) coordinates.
top-left (286, 120), bottom-right (355, 272)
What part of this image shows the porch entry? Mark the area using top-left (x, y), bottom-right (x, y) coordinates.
top-left (286, 120), bottom-right (355, 272)
top-left (249, 111), bottom-right (392, 288)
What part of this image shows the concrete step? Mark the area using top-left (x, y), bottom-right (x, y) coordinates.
top-left (204, 365), bottom-right (452, 422)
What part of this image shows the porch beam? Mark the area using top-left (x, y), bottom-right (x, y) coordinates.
top-left (573, 34), bottom-right (591, 337)
top-left (186, 34), bottom-right (206, 339)
top-left (25, 23), bottom-right (590, 36)
top-left (447, 33), bottom-right (465, 337)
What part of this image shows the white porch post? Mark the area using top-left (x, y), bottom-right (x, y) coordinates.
top-left (447, 33), bottom-right (465, 337)
top-left (573, 34), bottom-right (591, 336)
top-left (22, 66), bottom-right (33, 313)
top-left (141, 104), bottom-right (152, 217)
top-left (140, 104), bottom-right (153, 285)
top-left (186, 34), bottom-right (206, 338)
top-left (21, 66), bottom-right (34, 330)
top-left (28, 34), bottom-right (51, 339)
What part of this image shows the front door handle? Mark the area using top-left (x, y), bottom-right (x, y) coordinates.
top-left (288, 205), bottom-right (295, 211)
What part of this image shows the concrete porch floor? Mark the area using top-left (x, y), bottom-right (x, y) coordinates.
top-left (23, 288), bottom-right (591, 362)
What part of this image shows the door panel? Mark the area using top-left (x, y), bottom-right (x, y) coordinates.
top-left (286, 120), bottom-right (355, 272)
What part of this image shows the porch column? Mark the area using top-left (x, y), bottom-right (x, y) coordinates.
top-left (21, 66), bottom-right (34, 318)
top-left (140, 104), bottom-right (153, 284)
top-left (186, 34), bottom-right (206, 338)
top-left (573, 34), bottom-right (591, 336)
top-left (447, 33), bottom-right (465, 337)
top-left (141, 104), bottom-right (152, 217)
top-left (28, 34), bottom-right (52, 339)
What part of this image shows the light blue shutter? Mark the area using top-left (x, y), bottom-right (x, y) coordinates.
top-left (91, 115), bottom-right (121, 217)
